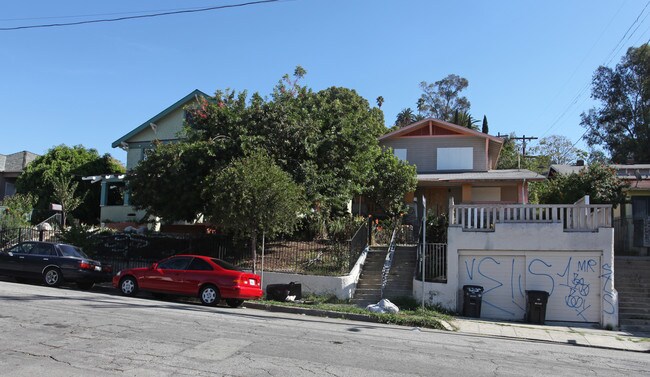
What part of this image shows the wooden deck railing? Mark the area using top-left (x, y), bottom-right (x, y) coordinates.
top-left (449, 199), bottom-right (612, 232)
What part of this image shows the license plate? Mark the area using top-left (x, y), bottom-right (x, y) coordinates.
top-left (249, 278), bottom-right (256, 285)
top-left (94, 266), bottom-right (102, 272)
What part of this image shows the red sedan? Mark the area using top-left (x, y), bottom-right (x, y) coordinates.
top-left (112, 255), bottom-right (262, 308)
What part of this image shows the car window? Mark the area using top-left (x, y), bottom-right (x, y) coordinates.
top-left (158, 257), bottom-right (192, 270)
top-left (187, 258), bottom-right (213, 271)
top-left (28, 244), bottom-right (55, 256)
top-left (210, 258), bottom-right (243, 272)
top-left (58, 245), bottom-right (88, 258)
top-left (7, 243), bottom-right (34, 254)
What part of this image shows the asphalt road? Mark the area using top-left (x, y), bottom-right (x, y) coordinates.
top-left (0, 280), bottom-right (648, 377)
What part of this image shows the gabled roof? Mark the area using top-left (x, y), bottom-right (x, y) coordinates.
top-left (379, 118), bottom-right (504, 143)
top-left (0, 151), bottom-right (39, 173)
top-left (112, 89), bottom-right (210, 148)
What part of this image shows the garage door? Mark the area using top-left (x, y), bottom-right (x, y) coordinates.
top-left (459, 252), bottom-right (601, 322)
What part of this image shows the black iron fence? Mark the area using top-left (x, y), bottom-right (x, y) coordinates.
top-left (0, 227), bottom-right (61, 249)
top-left (1, 223), bottom-right (369, 277)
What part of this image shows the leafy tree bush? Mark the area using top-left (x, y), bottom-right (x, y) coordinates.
top-left (532, 163), bottom-right (628, 206)
top-left (581, 44), bottom-right (650, 163)
top-left (204, 151), bottom-right (306, 272)
top-left (16, 145), bottom-right (124, 224)
top-left (0, 193), bottom-right (36, 229)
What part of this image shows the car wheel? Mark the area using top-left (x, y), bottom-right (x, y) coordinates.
top-left (43, 267), bottom-right (62, 287)
top-left (225, 299), bottom-right (244, 308)
top-left (77, 282), bottom-right (94, 290)
top-left (119, 276), bottom-right (138, 297)
top-left (199, 285), bottom-right (220, 306)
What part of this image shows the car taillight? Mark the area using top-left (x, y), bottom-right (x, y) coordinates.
top-left (79, 261), bottom-right (93, 270)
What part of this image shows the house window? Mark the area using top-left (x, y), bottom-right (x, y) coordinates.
top-left (437, 147), bottom-right (473, 170)
top-left (471, 187), bottom-right (501, 202)
top-left (394, 149), bottom-right (407, 162)
top-left (4, 182), bottom-right (16, 197)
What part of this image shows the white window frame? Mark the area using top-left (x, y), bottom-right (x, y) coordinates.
top-left (437, 147), bottom-right (473, 170)
top-left (393, 148), bottom-right (407, 162)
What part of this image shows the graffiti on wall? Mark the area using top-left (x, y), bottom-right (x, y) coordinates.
top-left (461, 255), bottom-right (603, 322)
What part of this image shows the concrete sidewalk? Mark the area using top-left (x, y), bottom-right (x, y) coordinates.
top-left (451, 317), bottom-right (650, 353)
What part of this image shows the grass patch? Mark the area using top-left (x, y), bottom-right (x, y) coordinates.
top-left (256, 294), bottom-right (453, 330)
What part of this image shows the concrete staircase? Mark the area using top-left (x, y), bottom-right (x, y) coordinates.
top-left (615, 257), bottom-right (650, 334)
top-left (383, 246), bottom-right (417, 301)
top-left (351, 247), bottom-right (386, 307)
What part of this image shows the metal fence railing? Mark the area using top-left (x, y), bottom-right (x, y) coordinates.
top-left (92, 224), bottom-right (370, 277)
top-left (0, 227), bottom-right (62, 249)
top-left (416, 243), bottom-right (447, 283)
top-left (380, 227), bottom-right (398, 298)
top-left (1, 223), bottom-right (370, 277)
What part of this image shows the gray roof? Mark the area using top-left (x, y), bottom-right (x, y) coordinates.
top-left (549, 164), bottom-right (586, 175)
top-left (550, 164), bottom-right (650, 180)
top-left (418, 169), bottom-right (545, 182)
top-left (0, 151), bottom-right (39, 173)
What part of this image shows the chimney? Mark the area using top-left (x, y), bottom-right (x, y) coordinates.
top-left (576, 160), bottom-right (584, 166)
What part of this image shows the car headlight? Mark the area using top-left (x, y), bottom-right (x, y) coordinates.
top-left (116, 271), bottom-right (121, 276)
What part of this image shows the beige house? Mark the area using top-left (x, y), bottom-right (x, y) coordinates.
top-left (84, 90), bottom-right (209, 225)
top-left (370, 118), bottom-right (544, 219)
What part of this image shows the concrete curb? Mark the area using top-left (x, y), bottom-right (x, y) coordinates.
top-left (243, 302), bottom-right (384, 324)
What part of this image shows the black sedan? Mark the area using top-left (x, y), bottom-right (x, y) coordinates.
top-left (0, 241), bottom-right (112, 289)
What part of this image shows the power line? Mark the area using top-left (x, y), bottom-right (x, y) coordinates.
top-left (534, 1), bottom-right (626, 133)
top-left (0, 0), bottom-right (281, 31)
top-left (539, 1), bottom-right (650, 141)
top-left (540, 1), bottom-right (650, 138)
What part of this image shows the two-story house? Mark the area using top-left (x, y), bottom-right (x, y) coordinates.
top-left (83, 90), bottom-right (210, 226)
top-left (376, 118), bottom-right (544, 220)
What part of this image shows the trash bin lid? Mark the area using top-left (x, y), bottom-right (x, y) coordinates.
top-left (463, 285), bottom-right (484, 294)
top-left (525, 290), bottom-right (549, 297)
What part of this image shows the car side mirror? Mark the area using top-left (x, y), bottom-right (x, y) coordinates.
top-left (150, 262), bottom-right (158, 270)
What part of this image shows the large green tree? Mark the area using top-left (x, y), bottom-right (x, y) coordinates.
top-left (417, 74), bottom-right (471, 121)
top-left (581, 44), bottom-right (650, 163)
top-left (126, 141), bottom-right (217, 222)
top-left (130, 68), bottom-right (387, 223)
top-left (364, 149), bottom-right (417, 217)
top-left (16, 145), bottom-right (124, 224)
top-left (204, 151), bottom-right (306, 273)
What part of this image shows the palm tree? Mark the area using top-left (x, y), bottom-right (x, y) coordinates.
top-left (394, 108), bottom-right (416, 128)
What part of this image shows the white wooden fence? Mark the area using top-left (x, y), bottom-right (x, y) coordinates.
top-left (449, 197), bottom-right (612, 232)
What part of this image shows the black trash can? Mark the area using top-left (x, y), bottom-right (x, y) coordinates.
top-left (266, 282), bottom-right (302, 301)
top-left (526, 290), bottom-right (549, 324)
top-left (462, 285), bottom-right (484, 318)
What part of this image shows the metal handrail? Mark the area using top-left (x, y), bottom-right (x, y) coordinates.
top-left (380, 226), bottom-right (398, 298)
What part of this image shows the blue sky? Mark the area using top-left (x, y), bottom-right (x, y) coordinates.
top-left (1, 0), bottom-right (649, 165)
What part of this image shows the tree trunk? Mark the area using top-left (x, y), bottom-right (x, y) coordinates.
top-left (250, 230), bottom-right (257, 274)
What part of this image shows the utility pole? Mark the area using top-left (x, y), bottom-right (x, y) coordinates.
top-left (510, 135), bottom-right (538, 157)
